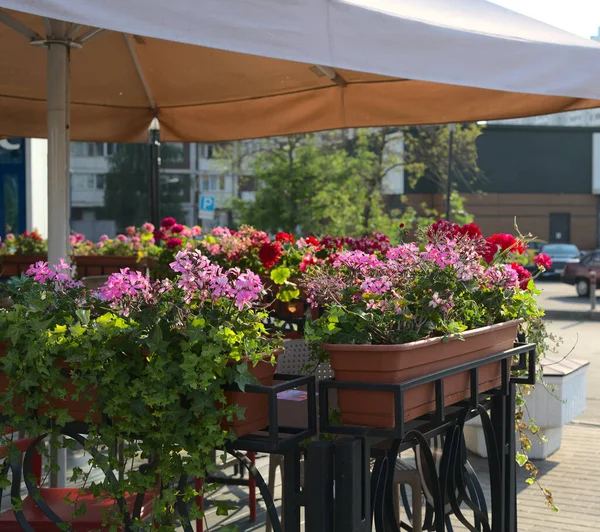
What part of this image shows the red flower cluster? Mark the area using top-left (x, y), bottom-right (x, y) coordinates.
top-left (171, 224), bottom-right (184, 234)
top-left (161, 217), bottom-right (177, 229)
top-left (511, 262), bottom-right (532, 290)
top-left (166, 238), bottom-right (182, 249)
top-left (483, 233), bottom-right (526, 263)
top-left (428, 220), bottom-right (482, 240)
top-left (305, 236), bottom-right (320, 248)
top-left (259, 242), bottom-right (282, 269)
top-left (299, 254), bottom-right (319, 272)
top-left (319, 232), bottom-right (390, 254)
top-left (319, 235), bottom-right (345, 250)
top-left (275, 232), bottom-right (295, 244)
top-left (487, 233), bottom-right (525, 254)
top-left (22, 230), bottom-right (44, 242)
top-left (534, 253), bottom-right (552, 269)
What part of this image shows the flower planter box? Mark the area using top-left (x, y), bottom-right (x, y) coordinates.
top-left (0, 254), bottom-right (46, 278)
top-left (324, 320), bottom-right (521, 428)
top-left (73, 255), bottom-right (143, 278)
top-left (223, 355), bottom-right (280, 437)
top-left (261, 276), bottom-right (320, 339)
top-left (36, 380), bottom-right (101, 423)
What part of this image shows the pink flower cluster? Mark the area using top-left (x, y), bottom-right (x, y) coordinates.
top-left (169, 249), bottom-right (264, 310)
top-left (200, 225), bottom-right (269, 264)
top-left (26, 258), bottom-right (83, 289)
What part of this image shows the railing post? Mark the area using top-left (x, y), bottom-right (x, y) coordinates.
top-left (305, 441), bottom-right (334, 532)
top-left (282, 449), bottom-right (302, 532)
top-left (590, 269), bottom-right (597, 310)
top-left (490, 393), bottom-right (507, 532)
top-left (334, 438), bottom-right (369, 531)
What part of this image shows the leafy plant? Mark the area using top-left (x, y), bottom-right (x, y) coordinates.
top-left (0, 251), bottom-right (280, 530)
top-left (303, 220), bottom-right (556, 507)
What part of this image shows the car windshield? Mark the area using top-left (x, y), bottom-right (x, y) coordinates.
top-left (541, 244), bottom-right (579, 256)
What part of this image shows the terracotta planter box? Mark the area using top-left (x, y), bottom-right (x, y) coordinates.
top-left (73, 255), bottom-right (143, 278)
top-left (324, 320), bottom-right (521, 428)
top-left (223, 354), bottom-right (279, 437)
top-left (0, 254), bottom-right (47, 278)
top-left (36, 379), bottom-right (101, 423)
top-left (0, 342), bottom-right (99, 421)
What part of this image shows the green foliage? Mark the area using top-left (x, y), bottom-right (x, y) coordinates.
top-left (235, 134), bottom-right (366, 235)
top-left (227, 125), bottom-right (483, 237)
top-left (0, 268), bottom-right (280, 529)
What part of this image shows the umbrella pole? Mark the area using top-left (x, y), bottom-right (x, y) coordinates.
top-left (46, 29), bottom-right (71, 489)
top-left (46, 36), bottom-right (71, 267)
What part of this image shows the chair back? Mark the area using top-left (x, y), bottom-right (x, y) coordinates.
top-left (277, 339), bottom-right (333, 380)
top-left (80, 275), bottom-right (110, 289)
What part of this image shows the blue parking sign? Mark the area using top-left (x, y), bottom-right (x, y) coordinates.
top-left (199, 195), bottom-right (216, 220)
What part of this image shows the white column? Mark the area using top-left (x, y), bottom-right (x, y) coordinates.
top-left (25, 139), bottom-right (48, 238)
top-left (46, 21), bottom-right (70, 488)
top-left (46, 25), bottom-right (71, 266)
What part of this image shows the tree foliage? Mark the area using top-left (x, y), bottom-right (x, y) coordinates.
top-left (226, 124), bottom-right (483, 237)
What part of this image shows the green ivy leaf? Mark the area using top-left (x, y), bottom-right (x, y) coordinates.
top-left (270, 267), bottom-right (291, 285)
top-left (233, 363), bottom-right (260, 392)
top-left (515, 452), bottom-right (528, 467)
top-left (278, 287), bottom-right (300, 302)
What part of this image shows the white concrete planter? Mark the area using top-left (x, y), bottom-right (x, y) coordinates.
top-left (464, 358), bottom-right (589, 460)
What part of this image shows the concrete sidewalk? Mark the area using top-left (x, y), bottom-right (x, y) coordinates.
top-left (537, 280), bottom-right (600, 321)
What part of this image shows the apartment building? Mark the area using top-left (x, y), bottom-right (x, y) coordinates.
top-left (69, 141), bottom-right (248, 239)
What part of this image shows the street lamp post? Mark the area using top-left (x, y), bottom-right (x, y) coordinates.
top-left (445, 123), bottom-right (456, 221)
top-left (149, 118), bottom-right (161, 227)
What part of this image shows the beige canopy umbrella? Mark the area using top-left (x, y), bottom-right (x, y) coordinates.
top-left (1, 0), bottom-right (600, 264)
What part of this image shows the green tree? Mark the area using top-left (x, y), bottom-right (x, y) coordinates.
top-left (235, 134), bottom-right (366, 235)
top-left (102, 143), bottom-right (187, 231)
top-left (403, 123), bottom-right (483, 190)
top-left (228, 124), bottom-right (483, 237)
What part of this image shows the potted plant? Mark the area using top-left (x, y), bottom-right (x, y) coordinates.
top-left (0, 249), bottom-right (281, 528)
top-left (303, 220), bottom-right (548, 428)
top-left (71, 223), bottom-right (157, 278)
top-left (0, 230), bottom-right (47, 278)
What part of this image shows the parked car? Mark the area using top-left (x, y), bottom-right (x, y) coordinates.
top-left (561, 249), bottom-right (600, 297)
top-left (537, 243), bottom-right (580, 277)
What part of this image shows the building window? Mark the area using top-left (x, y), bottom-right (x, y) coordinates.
top-left (169, 143), bottom-right (185, 164)
top-left (219, 176), bottom-right (225, 190)
top-left (87, 143), bottom-right (104, 157)
top-left (199, 144), bottom-right (215, 159)
top-left (209, 176), bottom-right (218, 191)
top-left (96, 175), bottom-right (106, 189)
top-left (105, 144), bottom-right (118, 156)
top-left (70, 143), bottom-right (86, 157)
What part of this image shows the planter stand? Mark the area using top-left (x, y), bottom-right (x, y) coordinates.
top-left (464, 358), bottom-right (589, 460)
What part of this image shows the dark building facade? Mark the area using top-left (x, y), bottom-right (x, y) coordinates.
top-left (405, 125), bottom-right (600, 250)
